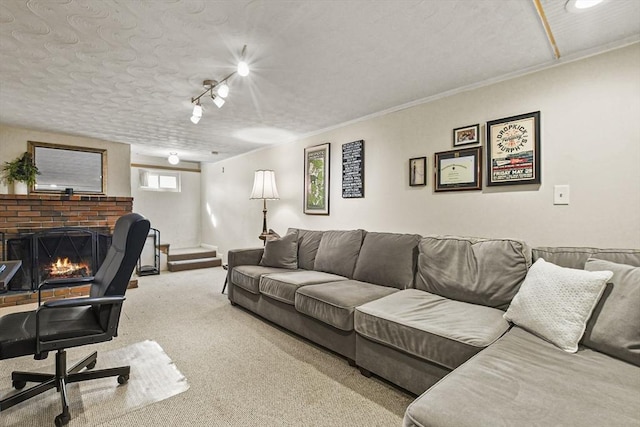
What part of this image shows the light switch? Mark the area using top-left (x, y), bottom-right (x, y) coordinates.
top-left (554, 185), bottom-right (570, 205)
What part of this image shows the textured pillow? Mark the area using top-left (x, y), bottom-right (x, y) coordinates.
top-left (583, 258), bottom-right (640, 366)
top-left (503, 258), bottom-right (612, 353)
top-left (313, 229), bottom-right (365, 278)
top-left (259, 230), bottom-right (298, 269)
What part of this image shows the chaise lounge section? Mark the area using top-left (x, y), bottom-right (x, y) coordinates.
top-left (227, 229), bottom-right (640, 426)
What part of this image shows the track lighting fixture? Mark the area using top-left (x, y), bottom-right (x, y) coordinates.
top-left (189, 45), bottom-right (250, 123)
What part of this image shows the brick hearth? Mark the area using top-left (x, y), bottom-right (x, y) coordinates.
top-left (0, 194), bottom-right (134, 306)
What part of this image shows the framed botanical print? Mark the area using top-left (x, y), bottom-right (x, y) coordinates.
top-left (304, 143), bottom-right (330, 215)
top-left (486, 111), bottom-right (541, 186)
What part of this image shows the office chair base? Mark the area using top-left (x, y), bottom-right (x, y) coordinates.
top-left (1, 349), bottom-right (130, 426)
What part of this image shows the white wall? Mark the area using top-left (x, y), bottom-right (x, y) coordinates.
top-left (0, 124), bottom-right (132, 196)
top-left (131, 154), bottom-right (202, 249)
top-left (205, 44), bottom-right (640, 257)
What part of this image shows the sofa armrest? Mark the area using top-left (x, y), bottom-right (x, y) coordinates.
top-left (227, 248), bottom-right (264, 271)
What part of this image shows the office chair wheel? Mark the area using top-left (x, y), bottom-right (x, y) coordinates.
top-left (117, 374), bottom-right (129, 384)
top-left (12, 380), bottom-right (27, 390)
top-left (54, 413), bottom-right (70, 426)
top-left (86, 360), bottom-right (97, 370)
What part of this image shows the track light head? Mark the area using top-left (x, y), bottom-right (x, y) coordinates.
top-left (217, 82), bottom-right (229, 98)
top-left (237, 61), bottom-right (249, 77)
top-left (212, 94), bottom-right (225, 108)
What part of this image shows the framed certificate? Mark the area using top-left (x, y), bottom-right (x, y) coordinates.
top-left (486, 111), bottom-right (541, 186)
top-left (434, 147), bottom-right (482, 192)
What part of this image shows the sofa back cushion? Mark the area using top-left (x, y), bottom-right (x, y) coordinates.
top-left (313, 229), bottom-right (365, 278)
top-left (288, 228), bottom-right (324, 270)
top-left (583, 258), bottom-right (640, 366)
top-left (353, 232), bottom-right (421, 289)
top-left (416, 236), bottom-right (531, 308)
top-left (532, 247), bottom-right (640, 269)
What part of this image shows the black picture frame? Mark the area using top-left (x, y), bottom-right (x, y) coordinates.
top-left (434, 147), bottom-right (482, 192)
top-left (486, 111), bottom-right (541, 186)
top-left (409, 157), bottom-right (427, 186)
top-left (304, 143), bottom-right (330, 215)
top-left (342, 140), bottom-right (365, 198)
top-left (453, 124), bottom-right (480, 147)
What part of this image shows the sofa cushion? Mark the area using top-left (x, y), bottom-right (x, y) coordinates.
top-left (583, 258), bottom-right (640, 366)
top-left (231, 265), bottom-right (292, 295)
top-left (533, 246), bottom-right (640, 269)
top-left (259, 230), bottom-right (298, 269)
top-left (403, 327), bottom-right (640, 427)
top-left (313, 230), bottom-right (365, 278)
top-left (295, 280), bottom-right (397, 331)
top-left (503, 258), bottom-right (612, 353)
top-left (415, 235), bottom-right (531, 308)
top-left (259, 271), bottom-right (348, 305)
top-left (355, 289), bottom-right (509, 370)
top-left (352, 232), bottom-right (421, 289)
top-left (288, 228), bottom-right (324, 270)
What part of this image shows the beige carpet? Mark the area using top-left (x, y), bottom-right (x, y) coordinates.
top-left (1, 340), bottom-right (188, 426)
top-left (0, 267), bottom-right (413, 426)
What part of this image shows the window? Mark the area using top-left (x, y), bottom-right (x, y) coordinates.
top-left (139, 169), bottom-right (181, 192)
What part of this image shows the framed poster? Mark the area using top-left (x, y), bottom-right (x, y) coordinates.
top-left (409, 157), bottom-right (426, 186)
top-left (434, 146), bottom-right (482, 192)
top-left (453, 124), bottom-right (480, 147)
top-left (486, 111), bottom-right (541, 186)
top-left (304, 143), bottom-right (330, 215)
top-left (342, 140), bottom-right (364, 198)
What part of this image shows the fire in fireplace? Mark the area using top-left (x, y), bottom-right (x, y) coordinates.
top-left (4, 227), bottom-right (111, 291)
top-left (45, 257), bottom-right (92, 281)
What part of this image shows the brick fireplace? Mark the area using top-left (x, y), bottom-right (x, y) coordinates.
top-left (0, 194), bottom-right (134, 307)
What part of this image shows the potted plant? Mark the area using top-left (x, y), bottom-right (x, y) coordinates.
top-left (1, 152), bottom-right (40, 194)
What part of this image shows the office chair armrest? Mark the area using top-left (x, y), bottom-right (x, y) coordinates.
top-left (38, 277), bottom-right (95, 306)
top-left (42, 296), bottom-right (125, 309)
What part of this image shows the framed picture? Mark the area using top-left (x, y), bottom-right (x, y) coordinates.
top-left (434, 146), bottom-right (482, 192)
top-left (342, 140), bottom-right (364, 198)
top-left (304, 143), bottom-right (330, 215)
top-left (409, 157), bottom-right (427, 186)
top-left (486, 111), bottom-right (540, 186)
top-left (453, 124), bottom-right (480, 147)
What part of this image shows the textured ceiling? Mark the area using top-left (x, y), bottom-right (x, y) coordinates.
top-left (1, 0), bottom-right (639, 163)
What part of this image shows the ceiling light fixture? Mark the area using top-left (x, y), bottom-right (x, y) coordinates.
top-left (565, 0), bottom-right (605, 13)
top-left (168, 153), bottom-right (180, 165)
top-left (189, 45), bottom-right (250, 123)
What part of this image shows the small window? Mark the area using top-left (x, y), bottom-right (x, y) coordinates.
top-left (139, 169), bottom-right (181, 192)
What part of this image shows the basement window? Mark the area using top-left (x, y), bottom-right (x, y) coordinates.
top-left (139, 169), bottom-right (181, 192)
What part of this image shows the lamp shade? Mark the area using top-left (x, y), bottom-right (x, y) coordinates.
top-left (250, 170), bottom-right (279, 200)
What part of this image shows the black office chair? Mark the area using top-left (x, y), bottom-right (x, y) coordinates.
top-left (0, 213), bottom-right (150, 426)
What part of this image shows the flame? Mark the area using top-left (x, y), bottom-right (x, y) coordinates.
top-left (49, 258), bottom-right (90, 277)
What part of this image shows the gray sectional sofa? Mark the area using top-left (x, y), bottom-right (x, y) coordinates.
top-left (227, 229), bottom-right (640, 426)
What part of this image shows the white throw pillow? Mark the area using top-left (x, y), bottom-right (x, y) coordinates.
top-left (504, 258), bottom-right (612, 353)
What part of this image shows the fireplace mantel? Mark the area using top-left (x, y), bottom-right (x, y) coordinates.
top-left (0, 194), bottom-right (133, 235)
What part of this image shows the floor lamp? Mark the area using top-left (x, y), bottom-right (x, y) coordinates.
top-left (250, 170), bottom-right (280, 243)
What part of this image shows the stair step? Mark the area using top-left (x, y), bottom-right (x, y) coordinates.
top-left (167, 257), bottom-right (222, 272)
top-left (168, 247), bottom-right (217, 262)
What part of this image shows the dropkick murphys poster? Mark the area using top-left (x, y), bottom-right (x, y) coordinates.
top-left (486, 111), bottom-right (541, 186)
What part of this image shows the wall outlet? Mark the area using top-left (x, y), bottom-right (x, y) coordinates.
top-left (554, 185), bottom-right (570, 205)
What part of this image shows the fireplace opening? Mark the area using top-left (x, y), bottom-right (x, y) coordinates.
top-left (5, 227), bottom-right (111, 291)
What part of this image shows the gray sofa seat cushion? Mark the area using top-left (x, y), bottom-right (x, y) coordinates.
top-left (231, 265), bottom-right (293, 295)
top-left (532, 246), bottom-right (640, 269)
top-left (355, 289), bottom-right (509, 370)
top-left (416, 236), bottom-right (531, 308)
top-left (295, 280), bottom-right (398, 331)
top-left (353, 232), bottom-right (421, 289)
top-left (404, 327), bottom-right (640, 427)
top-left (313, 229), bottom-right (366, 278)
top-left (259, 271), bottom-right (348, 305)
top-left (288, 228), bottom-right (324, 270)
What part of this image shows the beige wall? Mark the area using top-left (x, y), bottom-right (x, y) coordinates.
top-left (0, 125), bottom-right (131, 196)
top-left (202, 44), bottom-right (640, 258)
